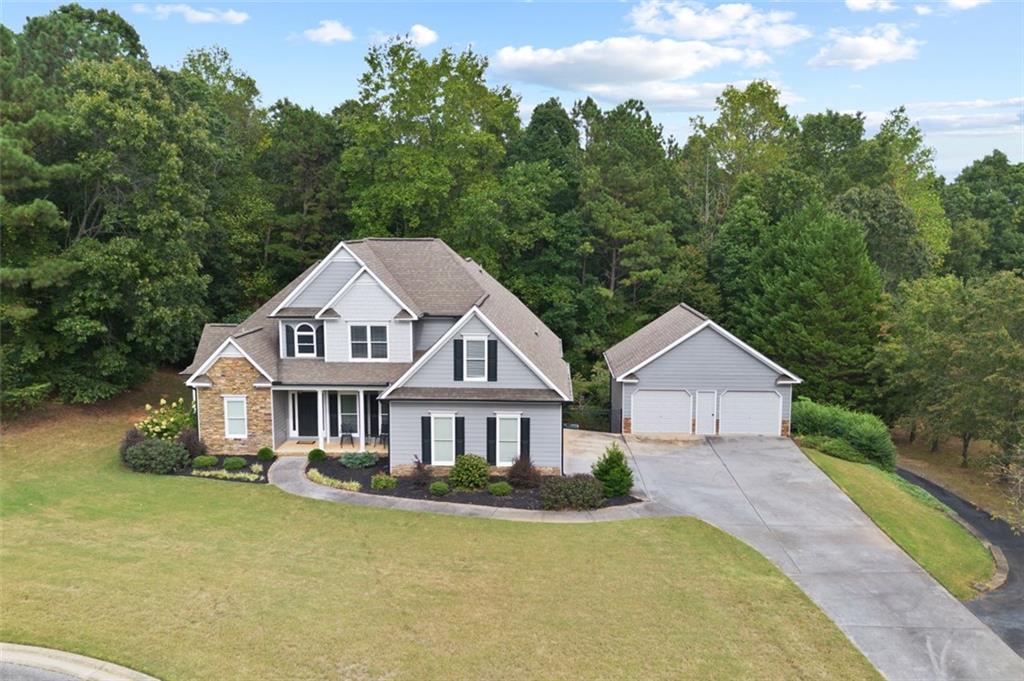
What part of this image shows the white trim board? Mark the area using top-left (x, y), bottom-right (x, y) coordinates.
top-left (378, 306), bottom-right (569, 401)
top-left (185, 337), bottom-right (274, 387)
top-left (270, 241), bottom-right (355, 317)
top-left (615, 321), bottom-right (802, 384)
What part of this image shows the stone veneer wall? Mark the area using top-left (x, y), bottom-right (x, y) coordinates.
top-left (196, 357), bottom-right (273, 455)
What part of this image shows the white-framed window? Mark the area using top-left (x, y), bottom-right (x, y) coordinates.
top-left (223, 396), bottom-right (247, 439)
top-left (350, 324), bottom-right (388, 360)
top-left (295, 323), bottom-right (317, 357)
top-left (463, 334), bottom-right (487, 381)
top-left (339, 393), bottom-right (358, 434)
top-left (496, 413), bottom-right (520, 467)
top-left (431, 413), bottom-right (456, 465)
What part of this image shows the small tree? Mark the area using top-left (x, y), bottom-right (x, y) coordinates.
top-left (592, 442), bottom-right (634, 497)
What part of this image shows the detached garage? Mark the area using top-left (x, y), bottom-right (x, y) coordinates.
top-left (604, 303), bottom-right (801, 437)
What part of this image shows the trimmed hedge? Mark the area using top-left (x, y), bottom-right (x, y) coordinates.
top-left (792, 398), bottom-right (895, 470)
top-left (539, 474), bottom-right (605, 510)
top-left (799, 435), bottom-right (871, 465)
top-left (223, 456), bottom-right (247, 471)
top-left (191, 455), bottom-right (218, 469)
top-left (429, 481), bottom-right (450, 497)
top-left (308, 448), bottom-right (327, 462)
top-left (256, 447), bottom-right (276, 462)
top-left (123, 439), bottom-right (189, 474)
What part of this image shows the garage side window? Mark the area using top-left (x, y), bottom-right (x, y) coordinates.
top-left (223, 396), bottom-right (247, 439)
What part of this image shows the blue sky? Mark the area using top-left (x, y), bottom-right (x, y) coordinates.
top-left (4, 1), bottom-right (1021, 177)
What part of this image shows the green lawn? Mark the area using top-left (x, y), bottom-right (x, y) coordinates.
top-left (804, 447), bottom-right (994, 600)
top-left (0, 375), bottom-right (879, 680)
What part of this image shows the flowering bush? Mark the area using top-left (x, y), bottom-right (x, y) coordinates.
top-left (136, 397), bottom-right (194, 441)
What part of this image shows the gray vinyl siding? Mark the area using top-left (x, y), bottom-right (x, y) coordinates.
top-left (272, 390), bottom-right (289, 447)
top-left (404, 317), bottom-right (547, 390)
top-left (291, 255), bottom-right (361, 308)
top-left (620, 326), bottom-right (792, 425)
top-left (323, 270), bottom-right (413, 363)
top-left (414, 317), bottom-right (456, 351)
top-left (388, 400), bottom-right (563, 470)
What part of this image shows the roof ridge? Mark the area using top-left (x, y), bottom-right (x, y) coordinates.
top-left (677, 301), bottom-right (708, 320)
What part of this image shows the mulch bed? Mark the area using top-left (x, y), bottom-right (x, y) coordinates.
top-left (173, 454), bottom-right (272, 484)
top-left (307, 456), bottom-right (639, 510)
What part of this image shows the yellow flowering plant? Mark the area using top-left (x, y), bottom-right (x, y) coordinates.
top-left (137, 396), bottom-right (194, 441)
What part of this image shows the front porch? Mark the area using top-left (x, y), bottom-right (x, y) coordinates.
top-left (276, 439), bottom-right (388, 456)
top-left (273, 387), bottom-right (389, 454)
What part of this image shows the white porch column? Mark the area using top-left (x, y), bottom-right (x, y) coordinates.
top-left (317, 389), bottom-right (325, 450)
top-left (358, 389), bottom-right (365, 451)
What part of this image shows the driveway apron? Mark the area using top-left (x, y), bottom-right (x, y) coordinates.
top-left (565, 432), bottom-right (1024, 681)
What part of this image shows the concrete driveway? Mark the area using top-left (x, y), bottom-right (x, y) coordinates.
top-left (564, 430), bottom-right (1024, 681)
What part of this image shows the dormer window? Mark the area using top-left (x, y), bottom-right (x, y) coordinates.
top-left (283, 321), bottom-right (323, 358)
top-left (295, 323), bottom-right (317, 357)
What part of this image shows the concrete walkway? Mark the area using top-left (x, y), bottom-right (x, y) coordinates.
top-left (0, 643), bottom-right (158, 681)
top-left (565, 431), bottom-right (1024, 681)
top-left (268, 456), bottom-right (674, 523)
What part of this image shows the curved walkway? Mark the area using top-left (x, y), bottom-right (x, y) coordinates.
top-left (0, 643), bottom-right (158, 681)
top-left (268, 456), bottom-right (672, 523)
top-left (898, 467), bottom-right (1024, 656)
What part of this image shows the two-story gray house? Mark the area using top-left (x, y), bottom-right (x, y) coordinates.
top-left (181, 238), bottom-right (572, 474)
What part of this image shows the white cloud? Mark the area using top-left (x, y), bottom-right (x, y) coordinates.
top-left (408, 24), bottom-right (438, 47)
top-left (809, 24), bottom-right (921, 70)
top-left (845, 0), bottom-right (898, 12)
top-left (947, 0), bottom-right (989, 9)
top-left (495, 36), bottom-right (749, 88)
top-left (913, 4), bottom-right (934, 15)
top-left (856, 98), bottom-right (1021, 138)
top-left (303, 19), bottom-right (355, 44)
top-left (908, 97), bottom-right (1023, 110)
top-left (133, 3), bottom-right (248, 24)
top-left (628, 1), bottom-right (811, 48)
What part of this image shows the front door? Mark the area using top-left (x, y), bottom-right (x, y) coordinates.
top-left (295, 392), bottom-right (318, 438)
top-left (695, 391), bottom-right (717, 435)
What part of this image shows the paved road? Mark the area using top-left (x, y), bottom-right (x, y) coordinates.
top-left (565, 431), bottom-right (1024, 681)
top-left (898, 467), bottom-right (1024, 656)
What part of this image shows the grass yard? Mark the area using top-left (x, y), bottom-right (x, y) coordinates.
top-left (0, 373), bottom-right (879, 681)
top-left (894, 431), bottom-right (1014, 519)
top-left (804, 447), bottom-right (994, 601)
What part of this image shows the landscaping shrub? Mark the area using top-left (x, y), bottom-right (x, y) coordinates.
top-left (448, 453), bottom-right (489, 490)
top-left (539, 474), bottom-right (605, 510)
top-left (256, 447), bottom-right (276, 462)
top-left (119, 427), bottom-right (146, 461)
top-left (123, 439), bottom-right (189, 474)
top-left (223, 456), bottom-right (247, 471)
top-left (308, 448), bottom-right (327, 462)
top-left (136, 397), bottom-right (193, 441)
top-left (429, 481), bottom-right (450, 497)
top-left (371, 473), bottom-right (398, 490)
top-left (800, 435), bottom-right (871, 465)
top-left (410, 456), bottom-right (432, 488)
top-left (488, 481), bottom-right (513, 497)
top-left (307, 469), bottom-right (360, 491)
top-left (591, 442), bottom-right (634, 497)
top-left (175, 427), bottom-right (207, 459)
top-left (192, 469), bottom-right (260, 482)
top-left (507, 456), bottom-right (542, 489)
top-left (250, 463), bottom-right (264, 474)
top-left (792, 398), bottom-right (895, 470)
top-left (340, 451), bottom-right (377, 469)
top-left (191, 455), bottom-right (218, 469)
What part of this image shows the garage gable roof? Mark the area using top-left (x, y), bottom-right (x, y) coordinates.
top-left (604, 303), bottom-right (802, 384)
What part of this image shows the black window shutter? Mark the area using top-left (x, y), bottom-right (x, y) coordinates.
top-left (520, 418), bottom-right (530, 461)
top-left (486, 417), bottom-right (496, 465)
top-left (453, 339), bottom-right (464, 381)
top-left (285, 325), bottom-right (295, 357)
top-left (315, 324), bottom-right (325, 358)
top-left (455, 417), bottom-right (465, 456)
top-left (421, 416), bottom-right (431, 465)
top-left (487, 339), bottom-right (498, 382)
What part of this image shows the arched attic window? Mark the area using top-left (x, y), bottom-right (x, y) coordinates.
top-left (295, 323), bottom-right (317, 356)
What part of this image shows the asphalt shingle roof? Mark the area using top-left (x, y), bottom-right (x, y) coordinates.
top-left (183, 238), bottom-right (571, 398)
top-left (603, 303), bottom-right (708, 379)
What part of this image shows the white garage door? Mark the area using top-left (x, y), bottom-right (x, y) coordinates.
top-left (632, 390), bottom-right (691, 434)
top-left (720, 391), bottom-right (781, 435)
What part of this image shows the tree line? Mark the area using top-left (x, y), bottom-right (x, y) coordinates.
top-left (2, 5), bottom-right (1022, 459)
